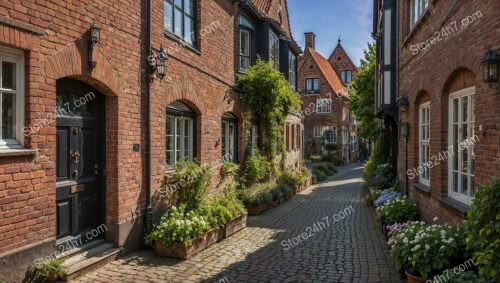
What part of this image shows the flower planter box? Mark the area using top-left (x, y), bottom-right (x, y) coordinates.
top-left (270, 200), bottom-right (279, 208)
top-left (405, 270), bottom-right (426, 283)
top-left (278, 196), bottom-right (286, 204)
top-left (247, 202), bottom-right (269, 215)
top-left (223, 214), bottom-right (247, 238)
top-left (154, 228), bottom-right (223, 259)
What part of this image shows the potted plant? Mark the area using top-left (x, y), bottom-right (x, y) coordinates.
top-left (33, 258), bottom-right (67, 282)
top-left (209, 192), bottom-right (247, 238)
top-left (388, 222), bottom-right (466, 282)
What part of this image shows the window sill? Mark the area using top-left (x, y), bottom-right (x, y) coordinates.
top-left (0, 148), bottom-right (37, 158)
top-left (414, 182), bottom-right (431, 195)
top-left (438, 197), bottom-right (469, 217)
top-left (163, 30), bottom-right (201, 56)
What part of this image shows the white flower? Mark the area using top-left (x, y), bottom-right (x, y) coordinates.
top-left (425, 244), bottom-right (430, 250)
top-left (171, 206), bottom-right (177, 211)
top-left (414, 245), bottom-right (421, 250)
top-left (403, 238), bottom-right (409, 244)
top-left (433, 217), bottom-right (439, 222)
top-left (186, 220), bottom-right (192, 225)
top-left (175, 220), bottom-right (181, 226)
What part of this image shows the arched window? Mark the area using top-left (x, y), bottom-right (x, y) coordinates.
top-left (221, 113), bottom-right (237, 162)
top-left (166, 101), bottom-right (196, 169)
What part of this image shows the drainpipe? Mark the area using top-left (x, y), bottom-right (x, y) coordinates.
top-left (145, 0), bottom-right (153, 234)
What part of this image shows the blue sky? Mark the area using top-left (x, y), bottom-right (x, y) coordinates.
top-left (287, 0), bottom-right (374, 66)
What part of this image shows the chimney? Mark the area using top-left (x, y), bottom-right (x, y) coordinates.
top-left (304, 32), bottom-right (316, 50)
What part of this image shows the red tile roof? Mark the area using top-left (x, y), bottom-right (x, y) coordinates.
top-left (250, 0), bottom-right (272, 14)
top-left (307, 48), bottom-right (348, 98)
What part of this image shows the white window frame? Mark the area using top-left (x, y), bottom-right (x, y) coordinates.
top-left (324, 127), bottom-right (337, 145)
top-left (419, 102), bottom-right (430, 186)
top-left (316, 98), bottom-right (331, 114)
top-left (410, 0), bottom-right (429, 28)
top-left (448, 86), bottom-right (475, 205)
top-left (222, 119), bottom-right (237, 162)
top-left (313, 126), bottom-right (321, 137)
top-left (166, 114), bottom-right (194, 169)
top-left (0, 46), bottom-right (25, 150)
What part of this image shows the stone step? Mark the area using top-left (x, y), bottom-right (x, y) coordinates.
top-left (56, 239), bottom-right (105, 260)
top-left (62, 243), bottom-right (121, 281)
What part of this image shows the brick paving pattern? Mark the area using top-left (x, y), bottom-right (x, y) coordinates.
top-left (74, 164), bottom-right (402, 282)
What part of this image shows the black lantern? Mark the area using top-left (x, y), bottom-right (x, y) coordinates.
top-left (148, 45), bottom-right (168, 81)
top-left (88, 20), bottom-right (100, 69)
top-left (482, 49), bottom-right (499, 84)
top-left (398, 96), bottom-right (410, 114)
top-left (90, 20), bottom-right (101, 44)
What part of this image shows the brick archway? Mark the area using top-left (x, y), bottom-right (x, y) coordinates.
top-left (439, 48), bottom-right (480, 93)
top-left (44, 43), bottom-right (123, 97)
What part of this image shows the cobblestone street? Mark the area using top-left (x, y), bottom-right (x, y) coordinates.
top-left (74, 164), bottom-right (401, 283)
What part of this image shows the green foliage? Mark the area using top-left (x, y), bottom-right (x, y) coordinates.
top-left (238, 58), bottom-right (301, 165)
top-left (279, 184), bottom-right (293, 198)
top-left (376, 196), bottom-right (419, 224)
top-left (145, 205), bottom-right (210, 245)
top-left (464, 178), bottom-right (500, 281)
top-left (346, 43), bottom-right (379, 140)
top-left (278, 170), bottom-right (307, 187)
top-left (313, 163), bottom-right (337, 176)
top-left (210, 191), bottom-right (247, 221)
top-left (174, 161), bottom-right (211, 210)
top-left (446, 270), bottom-right (487, 283)
top-left (363, 135), bottom-right (388, 182)
top-left (312, 168), bottom-right (327, 181)
top-left (0, 274), bottom-right (5, 283)
top-left (310, 155), bottom-right (322, 163)
top-left (240, 181), bottom-right (289, 206)
top-left (389, 222), bottom-right (466, 279)
top-left (32, 258), bottom-right (67, 282)
top-left (220, 161), bottom-right (239, 181)
top-left (240, 151), bottom-right (271, 188)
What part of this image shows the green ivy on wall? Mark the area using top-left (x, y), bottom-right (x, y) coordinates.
top-left (238, 58), bottom-right (301, 174)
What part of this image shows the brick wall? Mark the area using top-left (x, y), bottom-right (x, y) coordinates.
top-left (396, 0), bottom-right (500, 224)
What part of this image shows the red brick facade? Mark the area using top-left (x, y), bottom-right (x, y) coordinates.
top-left (298, 34), bottom-right (358, 163)
top-left (0, 0), bottom-right (301, 281)
top-left (396, 0), bottom-right (500, 225)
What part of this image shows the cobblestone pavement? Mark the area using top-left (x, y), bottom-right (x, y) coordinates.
top-left (74, 164), bottom-right (402, 283)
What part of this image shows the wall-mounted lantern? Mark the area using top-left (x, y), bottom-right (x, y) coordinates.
top-left (88, 20), bottom-right (101, 69)
top-left (148, 46), bottom-right (168, 81)
top-left (482, 49), bottom-right (499, 85)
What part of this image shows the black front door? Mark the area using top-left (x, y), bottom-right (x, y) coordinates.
top-left (55, 78), bottom-right (105, 242)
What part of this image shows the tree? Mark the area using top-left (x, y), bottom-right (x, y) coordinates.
top-left (347, 43), bottom-right (379, 141)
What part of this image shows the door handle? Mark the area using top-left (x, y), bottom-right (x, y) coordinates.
top-left (94, 164), bottom-right (99, 175)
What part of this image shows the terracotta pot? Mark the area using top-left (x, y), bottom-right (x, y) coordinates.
top-left (223, 214), bottom-right (247, 238)
top-left (47, 273), bottom-right (58, 282)
top-left (405, 270), bottom-right (427, 283)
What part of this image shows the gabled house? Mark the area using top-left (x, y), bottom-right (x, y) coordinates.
top-left (298, 33), bottom-right (359, 164)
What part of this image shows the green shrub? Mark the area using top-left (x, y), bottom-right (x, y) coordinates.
top-left (145, 205), bottom-right (210, 245)
top-left (446, 270), bottom-right (487, 283)
top-left (279, 184), bottom-right (293, 198)
top-left (174, 161), bottom-right (211, 210)
top-left (240, 182), bottom-right (275, 206)
top-left (310, 155), bottom-right (322, 163)
top-left (240, 151), bottom-right (271, 187)
top-left (464, 178), bottom-right (500, 281)
top-left (0, 274), bottom-right (5, 283)
top-left (362, 135), bottom-right (386, 182)
top-left (278, 170), bottom-right (307, 187)
top-left (32, 258), bottom-right (68, 282)
top-left (313, 163), bottom-right (336, 176)
top-left (324, 163), bottom-right (337, 173)
top-left (220, 161), bottom-right (239, 181)
top-left (389, 222), bottom-right (466, 279)
top-left (313, 168), bottom-right (327, 181)
top-left (376, 196), bottom-right (418, 224)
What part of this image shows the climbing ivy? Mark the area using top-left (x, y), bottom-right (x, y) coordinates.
top-left (238, 58), bottom-right (301, 173)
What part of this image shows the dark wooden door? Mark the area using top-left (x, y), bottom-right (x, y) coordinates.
top-left (55, 79), bottom-right (105, 242)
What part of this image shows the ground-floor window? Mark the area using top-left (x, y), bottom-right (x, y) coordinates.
top-left (166, 101), bottom-right (195, 169)
top-left (419, 102), bottom-right (430, 186)
top-left (0, 46), bottom-right (24, 149)
top-left (222, 113), bottom-right (237, 162)
top-left (448, 86), bottom-right (475, 204)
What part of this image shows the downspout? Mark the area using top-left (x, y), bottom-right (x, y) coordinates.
top-left (145, 0), bottom-right (153, 234)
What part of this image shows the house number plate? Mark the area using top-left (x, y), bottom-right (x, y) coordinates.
top-left (70, 184), bottom-right (85, 194)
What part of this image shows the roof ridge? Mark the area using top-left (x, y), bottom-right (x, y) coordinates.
top-left (308, 48), bottom-right (348, 98)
